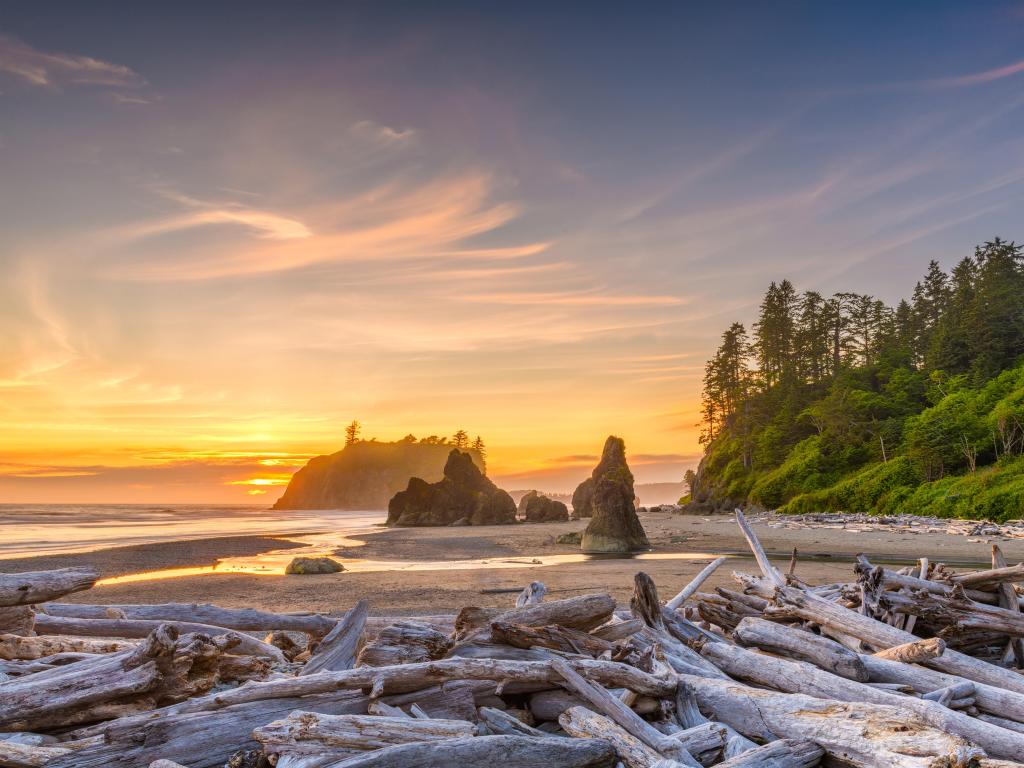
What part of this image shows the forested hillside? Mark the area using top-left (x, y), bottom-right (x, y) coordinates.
top-left (689, 238), bottom-right (1024, 521)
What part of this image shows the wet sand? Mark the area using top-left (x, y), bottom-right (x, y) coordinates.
top-left (7, 511), bottom-right (1023, 616)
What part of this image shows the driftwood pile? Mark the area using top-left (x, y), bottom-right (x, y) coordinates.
top-left (4, 513), bottom-right (1024, 767)
top-left (749, 510), bottom-right (1024, 541)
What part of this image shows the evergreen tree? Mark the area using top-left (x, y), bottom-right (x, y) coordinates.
top-left (472, 435), bottom-right (487, 470)
top-left (345, 420), bottom-right (361, 446)
top-left (452, 429), bottom-right (469, 450)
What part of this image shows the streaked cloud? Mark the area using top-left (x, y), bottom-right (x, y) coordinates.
top-left (0, 34), bottom-right (145, 89)
top-left (930, 58), bottom-right (1024, 88)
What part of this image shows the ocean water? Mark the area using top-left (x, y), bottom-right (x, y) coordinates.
top-left (0, 504), bottom-right (386, 559)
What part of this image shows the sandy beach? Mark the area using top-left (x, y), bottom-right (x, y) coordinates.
top-left (5, 510), bottom-right (1022, 617)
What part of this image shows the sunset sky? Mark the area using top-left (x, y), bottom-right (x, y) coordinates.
top-left (3, 3), bottom-right (1024, 503)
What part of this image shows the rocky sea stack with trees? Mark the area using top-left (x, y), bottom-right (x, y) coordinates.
top-left (690, 238), bottom-right (1024, 520)
top-left (273, 428), bottom-right (486, 510)
top-left (387, 449), bottom-right (517, 526)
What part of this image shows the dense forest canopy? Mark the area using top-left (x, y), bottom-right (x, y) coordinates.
top-left (691, 238), bottom-right (1024, 521)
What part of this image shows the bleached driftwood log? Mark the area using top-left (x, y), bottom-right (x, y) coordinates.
top-left (952, 563), bottom-right (1024, 591)
top-left (740, 573), bottom-right (1024, 695)
top-left (516, 581), bottom-right (546, 607)
top-left (991, 545), bottom-right (1024, 666)
top-left (254, 711), bottom-right (475, 763)
top-left (478, 706), bottom-right (546, 736)
top-left (699, 637), bottom-right (1024, 758)
top-left (380, 680), bottom-right (483, 721)
top-left (592, 618), bottom-right (644, 641)
top-left (356, 620), bottom-right (451, 667)
top-left (302, 600), bottom-right (368, 676)
top-left (0, 607), bottom-right (35, 636)
top-left (551, 656), bottom-right (700, 767)
top-left (559, 705), bottom-right (684, 768)
top-left (0, 567), bottom-right (98, 606)
top-left (32, 614), bottom-right (286, 662)
top-left (491, 594), bottom-right (616, 633)
top-left (0, 738), bottom-right (76, 767)
top-left (878, 587), bottom-right (1024, 638)
top-left (666, 557), bottom-right (727, 611)
top-left (682, 674), bottom-right (980, 768)
top-left (489, 621), bottom-right (613, 656)
top-left (309, 735), bottom-right (617, 768)
top-left (731, 616), bottom-right (868, 681)
top-left (713, 739), bottom-right (823, 768)
top-left (140, 656), bottom-right (674, 717)
top-left (0, 634), bottom-right (135, 660)
top-left (0, 625), bottom-right (265, 731)
top-left (859, 653), bottom-right (1024, 724)
top-left (51, 691), bottom-right (370, 768)
top-left (43, 601), bottom-right (338, 636)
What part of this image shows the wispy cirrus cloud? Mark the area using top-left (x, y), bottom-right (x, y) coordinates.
top-left (0, 34), bottom-right (145, 89)
top-left (107, 172), bottom-right (539, 280)
top-left (929, 58), bottom-right (1024, 88)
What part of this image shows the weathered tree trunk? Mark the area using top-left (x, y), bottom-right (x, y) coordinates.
top-left (0, 739), bottom-right (76, 767)
top-left (0, 567), bottom-right (98, 606)
top-left (0, 625), bottom-right (263, 731)
top-left (731, 616), bottom-right (868, 681)
top-left (302, 600), bottom-right (367, 676)
top-left (42, 601), bottom-right (338, 636)
top-left (550, 656), bottom-right (700, 767)
top-left (859, 653), bottom-right (1024, 724)
top-left (315, 735), bottom-right (617, 768)
top-left (32, 614), bottom-right (286, 662)
top-left (0, 634), bottom-right (135, 660)
top-left (254, 711), bottom-right (475, 763)
top-left (0, 607), bottom-right (35, 636)
top-left (491, 594), bottom-right (616, 633)
top-left (740, 574), bottom-right (1024, 696)
top-left (991, 545), bottom-right (1024, 666)
top-left (50, 691), bottom-right (369, 768)
top-left (713, 739), bottom-right (823, 768)
top-left (699, 638), bottom-right (1024, 759)
top-left (478, 706), bottom-right (547, 736)
top-left (140, 656), bottom-right (673, 717)
top-left (559, 705), bottom-right (684, 768)
top-left (356, 620), bottom-right (451, 667)
top-left (489, 621), bottom-right (613, 656)
top-left (591, 618), bottom-right (644, 641)
top-left (681, 674), bottom-right (980, 768)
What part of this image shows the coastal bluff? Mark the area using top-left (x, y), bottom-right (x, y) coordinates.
top-left (273, 439), bottom-right (484, 510)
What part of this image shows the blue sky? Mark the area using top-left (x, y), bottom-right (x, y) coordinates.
top-left (2, 2), bottom-right (1024, 501)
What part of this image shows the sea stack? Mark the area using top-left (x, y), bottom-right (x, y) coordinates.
top-left (580, 436), bottom-right (650, 554)
top-left (387, 449), bottom-right (517, 526)
top-left (518, 490), bottom-right (570, 522)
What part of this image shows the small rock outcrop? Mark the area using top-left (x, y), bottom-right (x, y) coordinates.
top-left (387, 450), bottom-right (517, 527)
top-left (570, 478), bottom-right (596, 519)
top-left (580, 436), bottom-right (650, 554)
top-left (285, 557), bottom-right (345, 575)
top-left (518, 490), bottom-right (570, 523)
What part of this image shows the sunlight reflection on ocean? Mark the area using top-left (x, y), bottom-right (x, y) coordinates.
top-left (0, 504), bottom-right (386, 559)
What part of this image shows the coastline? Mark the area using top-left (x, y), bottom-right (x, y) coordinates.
top-left (5, 510), bottom-right (1023, 615)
